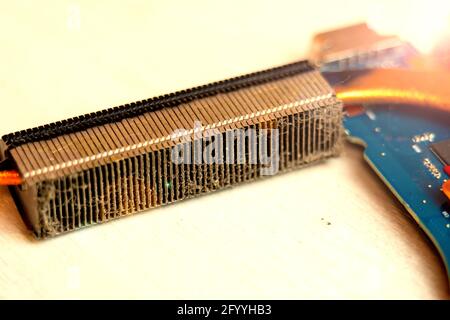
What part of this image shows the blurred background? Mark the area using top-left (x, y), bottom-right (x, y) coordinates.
top-left (1, 0), bottom-right (450, 299)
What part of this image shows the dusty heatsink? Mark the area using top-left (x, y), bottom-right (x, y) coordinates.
top-left (0, 60), bottom-right (343, 238)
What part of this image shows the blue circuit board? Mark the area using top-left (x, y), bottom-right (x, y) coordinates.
top-left (316, 23), bottom-right (450, 282)
top-left (342, 104), bottom-right (450, 278)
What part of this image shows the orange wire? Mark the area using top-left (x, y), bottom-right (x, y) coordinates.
top-left (336, 88), bottom-right (450, 113)
top-left (0, 170), bottom-right (22, 186)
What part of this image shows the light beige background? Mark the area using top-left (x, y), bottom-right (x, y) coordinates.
top-left (0, 0), bottom-right (449, 299)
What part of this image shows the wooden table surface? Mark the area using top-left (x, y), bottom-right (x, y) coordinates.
top-left (0, 1), bottom-right (449, 299)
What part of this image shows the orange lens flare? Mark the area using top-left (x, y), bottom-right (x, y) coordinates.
top-left (0, 170), bottom-right (22, 186)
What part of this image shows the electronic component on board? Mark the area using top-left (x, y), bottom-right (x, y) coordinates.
top-left (431, 139), bottom-right (450, 166)
top-left (444, 181), bottom-right (450, 200)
